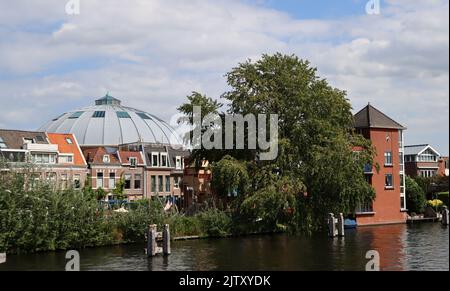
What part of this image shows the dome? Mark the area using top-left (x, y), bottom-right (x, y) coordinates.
top-left (38, 94), bottom-right (182, 146)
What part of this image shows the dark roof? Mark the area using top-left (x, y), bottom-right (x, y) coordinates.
top-left (354, 104), bottom-right (406, 130)
top-left (0, 129), bottom-right (49, 149)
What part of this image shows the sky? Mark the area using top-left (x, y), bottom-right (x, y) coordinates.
top-left (0, 0), bottom-right (448, 154)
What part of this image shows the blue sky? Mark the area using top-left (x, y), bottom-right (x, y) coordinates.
top-left (0, 0), bottom-right (448, 155)
top-left (258, 0), bottom-right (374, 19)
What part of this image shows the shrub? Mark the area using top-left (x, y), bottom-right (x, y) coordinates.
top-left (406, 176), bottom-right (427, 214)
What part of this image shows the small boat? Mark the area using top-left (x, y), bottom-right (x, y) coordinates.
top-left (344, 219), bottom-right (358, 229)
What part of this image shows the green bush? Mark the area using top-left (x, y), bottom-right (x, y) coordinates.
top-left (197, 209), bottom-right (232, 237)
top-left (406, 176), bottom-right (427, 214)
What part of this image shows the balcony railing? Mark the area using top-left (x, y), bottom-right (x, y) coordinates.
top-left (24, 143), bottom-right (58, 152)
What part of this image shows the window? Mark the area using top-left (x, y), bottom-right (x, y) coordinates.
top-left (401, 197), bottom-right (406, 210)
top-left (103, 155), bottom-right (110, 164)
top-left (92, 111), bottom-right (106, 118)
top-left (165, 176), bottom-right (171, 192)
top-left (158, 176), bottom-right (163, 192)
top-left (152, 153), bottom-right (159, 167)
top-left (61, 174), bottom-right (68, 190)
top-left (130, 157), bottom-right (137, 168)
top-left (419, 149), bottom-right (438, 162)
top-left (151, 176), bottom-right (156, 193)
top-left (161, 153), bottom-right (168, 167)
top-left (36, 135), bottom-right (45, 142)
top-left (385, 152), bottom-right (393, 166)
top-left (47, 172), bottom-right (57, 182)
top-left (66, 137), bottom-right (73, 144)
top-left (125, 174), bottom-right (132, 190)
top-left (400, 174), bottom-right (405, 195)
top-left (109, 173), bottom-right (116, 189)
top-left (134, 174), bottom-right (141, 189)
top-left (116, 111), bottom-right (131, 118)
top-left (356, 202), bottom-right (374, 214)
top-left (74, 174), bottom-right (81, 189)
top-left (385, 174), bottom-right (394, 188)
top-left (59, 155), bottom-right (73, 164)
top-left (69, 111), bottom-right (84, 119)
top-left (23, 138), bottom-right (35, 144)
top-left (0, 137), bottom-right (6, 149)
top-left (420, 170), bottom-right (436, 178)
top-left (97, 172), bottom-right (104, 189)
top-left (176, 156), bottom-right (182, 169)
top-left (174, 176), bottom-right (180, 189)
top-left (32, 154), bottom-right (56, 164)
top-left (137, 112), bottom-right (151, 120)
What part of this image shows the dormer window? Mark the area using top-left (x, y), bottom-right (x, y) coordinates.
top-left (152, 153), bottom-right (159, 167)
top-left (130, 157), bottom-right (137, 167)
top-left (103, 155), bottom-right (110, 164)
top-left (23, 138), bottom-right (35, 145)
top-left (176, 156), bottom-right (182, 169)
top-left (161, 153), bottom-right (168, 167)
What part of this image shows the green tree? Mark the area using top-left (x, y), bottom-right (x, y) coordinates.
top-left (211, 156), bottom-right (249, 198)
top-left (406, 176), bottom-right (427, 214)
top-left (113, 177), bottom-right (126, 201)
top-left (223, 53), bottom-right (376, 230)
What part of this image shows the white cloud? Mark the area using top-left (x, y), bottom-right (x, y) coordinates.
top-left (0, 0), bottom-right (448, 154)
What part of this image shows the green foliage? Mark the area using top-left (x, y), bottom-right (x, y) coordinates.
top-left (0, 164), bottom-right (233, 253)
top-left (196, 208), bottom-right (232, 237)
top-left (112, 177), bottom-right (126, 200)
top-left (178, 53), bottom-right (376, 232)
top-left (406, 176), bottom-right (427, 214)
top-left (211, 156), bottom-right (249, 197)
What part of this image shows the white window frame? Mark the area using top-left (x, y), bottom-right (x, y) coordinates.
top-left (130, 157), bottom-right (137, 168)
top-left (103, 155), bottom-right (110, 164)
top-left (161, 153), bottom-right (168, 168)
top-left (176, 156), bottom-right (182, 170)
top-left (59, 154), bottom-right (74, 164)
top-left (151, 152), bottom-right (159, 167)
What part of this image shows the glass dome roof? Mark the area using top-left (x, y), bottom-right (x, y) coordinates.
top-left (38, 95), bottom-right (182, 146)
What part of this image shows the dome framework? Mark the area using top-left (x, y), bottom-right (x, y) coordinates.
top-left (39, 94), bottom-right (182, 147)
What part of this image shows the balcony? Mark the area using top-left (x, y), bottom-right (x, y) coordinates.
top-left (24, 143), bottom-right (58, 152)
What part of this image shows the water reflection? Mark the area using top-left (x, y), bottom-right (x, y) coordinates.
top-left (0, 224), bottom-right (448, 271)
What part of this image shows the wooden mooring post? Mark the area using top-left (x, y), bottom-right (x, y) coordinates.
top-left (442, 207), bottom-right (449, 226)
top-left (146, 224), bottom-right (171, 257)
top-left (328, 213), bottom-right (345, 238)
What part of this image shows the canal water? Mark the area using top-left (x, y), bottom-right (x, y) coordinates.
top-left (1, 223), bottom-right (448, 271)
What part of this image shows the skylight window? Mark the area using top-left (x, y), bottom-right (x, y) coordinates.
top-left (137, 112), bottom-right (151, 120)
top-left (66, 137), bottom-right (73, 144)
top-left (35, 135), bottom-right (45, 142)
top-left (52, 113), bottom-right (65, 121)
top-left (116, 111), bottom-right (131, 118)
top-left (92, 111), bottom-right (106, 118)
top-left (69, 111), bottom-right (84, 119)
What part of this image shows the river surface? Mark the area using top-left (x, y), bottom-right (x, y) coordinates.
top-left (1, 223), bottom-right (448, 271)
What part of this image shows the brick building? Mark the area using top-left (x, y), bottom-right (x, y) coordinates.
top-left (354, 104), bottom-right (408, 226)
